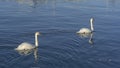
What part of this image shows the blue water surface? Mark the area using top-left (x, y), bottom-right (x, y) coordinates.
top-left (0, 0), bottom-right (120, 68)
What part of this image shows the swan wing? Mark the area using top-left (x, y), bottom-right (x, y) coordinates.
top-left (15, 42), bottom-right (35, 50)
top-left (77, 28), bottom-right (91, 34)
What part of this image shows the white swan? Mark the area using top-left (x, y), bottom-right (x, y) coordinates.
top-left (15, 32), bottom-right (40, 50)
top-left (76, 18), bottom-right (94, 34)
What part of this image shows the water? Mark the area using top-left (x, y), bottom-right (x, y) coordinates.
top-left (0, 0), bottom-right (120, 68)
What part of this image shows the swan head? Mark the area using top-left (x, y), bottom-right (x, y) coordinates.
top-left (35, 32), bottom-right (40, 36)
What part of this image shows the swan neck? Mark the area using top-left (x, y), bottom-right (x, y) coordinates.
top-left (90, 19), bottom-right (94, 31)
top-left (35, 34), bottom-right (38, 47)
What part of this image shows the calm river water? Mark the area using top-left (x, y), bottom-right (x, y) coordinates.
top-left (0, 0), bottom-right (120, 68)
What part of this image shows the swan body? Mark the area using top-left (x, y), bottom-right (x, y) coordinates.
top-left (77, 18), bottom-right (94, 34)
top-left (15, 45), bottom-right (38, 56)
top-left (76, 28), bottom-right (91, 34)
top-left (15, 42), bottom-right (35, 50)
top-left (15, 32), bottom-right (40, 50)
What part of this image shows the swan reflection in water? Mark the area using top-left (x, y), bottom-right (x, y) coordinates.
top-left (15, 48), bottom-right (39, 62)
top-left (77, 33), bottom-right (94, 45)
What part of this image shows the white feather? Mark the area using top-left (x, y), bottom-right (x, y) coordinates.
top-left (77, 28), bottom-right (91, 34)
top-left (77, 18), bottom-right (94, 34)
top-left (15, 32), bottom-right (40, 50)
top-left (15, 42), bottom-right (34, 50)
